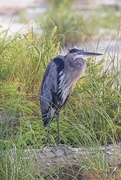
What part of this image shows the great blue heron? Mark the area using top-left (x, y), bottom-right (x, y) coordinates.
top-left (40, 47), bottom-right (102, 146)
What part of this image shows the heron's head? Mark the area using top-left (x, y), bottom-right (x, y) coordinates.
top-left (68, 48), bottom-right (102, 60)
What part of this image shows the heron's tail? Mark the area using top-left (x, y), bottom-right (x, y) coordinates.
top-left (42, 107), bottom-right (56, 127)
top-left (43, 117), bottom-right (51, 127)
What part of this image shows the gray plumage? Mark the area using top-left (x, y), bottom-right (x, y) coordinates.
top-left (40, 47), bottom-right (102, 145)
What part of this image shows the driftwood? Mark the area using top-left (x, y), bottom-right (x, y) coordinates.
top-left (1, 112), bottom-right (121, 168)
top-left (14, 143), bottom-right (121, 168)
top-left (1, 143), bottom-right (118, 180)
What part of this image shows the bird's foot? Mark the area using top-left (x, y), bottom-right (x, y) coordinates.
top-left (42, 144), bottom-right (71, 156)
top-left (42, 145), bottom-right (56, 153)
top-left (56, 143), bottom-right (70, 156)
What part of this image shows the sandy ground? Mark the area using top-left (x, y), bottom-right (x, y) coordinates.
top-left (0, 0), bottom-right (34, 8)
top-left (0, 0), bottom-right (44, 34)
top-left (0, 0), bottom-right (121, 59)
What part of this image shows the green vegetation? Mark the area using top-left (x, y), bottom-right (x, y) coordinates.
top-left (1, 26), bottom-right (121, 148)
top-left (38, 1), bottom-right (120, 44)
top-left (0, 25), bottom-right (121, 179)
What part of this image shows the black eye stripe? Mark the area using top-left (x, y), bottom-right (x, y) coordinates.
top-left (69, 49), bottom-right (79, 53)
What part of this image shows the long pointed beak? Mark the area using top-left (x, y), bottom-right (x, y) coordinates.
top-left (83, 51), bottom-right (103, 56)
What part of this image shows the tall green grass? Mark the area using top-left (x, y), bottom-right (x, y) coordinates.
top-left (0, 25), bottom-right (121, 179)
top-left (0, 25), bottom-right (121, 147)
top-left (37, 1), bottom-right (120, 45)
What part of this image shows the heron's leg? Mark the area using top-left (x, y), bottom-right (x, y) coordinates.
top-left (56, 111), bottom-right (60, 145)
top-left (46, 124), bottom-right (50, 147)
top-left (55, 111), bottom-right (68, 156)
top-left (43, 124), bottom-right (56, 153)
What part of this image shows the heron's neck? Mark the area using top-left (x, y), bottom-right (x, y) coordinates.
top-left (64, 54), bottom-right (74, 62)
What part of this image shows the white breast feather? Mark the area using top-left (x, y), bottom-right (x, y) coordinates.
top-left (58, 71), bottom-right (69, 104)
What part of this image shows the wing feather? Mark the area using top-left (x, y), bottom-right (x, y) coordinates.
top-left (40, 55), bottom-right (64, 126)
